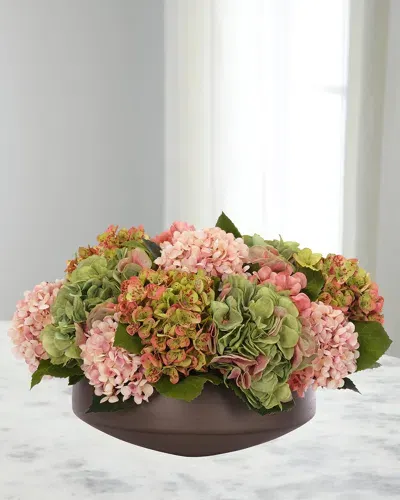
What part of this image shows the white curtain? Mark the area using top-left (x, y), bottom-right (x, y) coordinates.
top-left (165, 0), bottom-right (349, 255)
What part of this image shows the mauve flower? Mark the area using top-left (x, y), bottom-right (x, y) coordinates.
top-left (117, 247), bottom-right (152, 276)
top-left (8, 281), bottom-right (63, 373)
top-left (211, 354), bottom-right (268, 390)
top-left (289, 301), bottom-right (360, 396)
top-left (248, 245), bottom-right (292, 272)
top-left (155, 227), bottom-right (249, 279)
top-left (86, 303), bottom-right (116, 330)
top-left (80, 314), bottom-right (153, 404)
top-left (153, 221), bottom-right (196, 245)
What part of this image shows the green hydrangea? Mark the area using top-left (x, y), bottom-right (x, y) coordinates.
top-left (52, 255), bottom-right (121, 325)
top-left (40, 323), bottom-right (81, 365)
top-left (293, 248), bottom-right (322, 270)
top-left (211, 276), bottom-right (301, 411)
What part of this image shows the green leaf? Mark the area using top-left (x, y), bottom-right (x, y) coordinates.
top-left (121, 240), bottom-right (144, 250)
top-left (298, 267), bottom-right (325, 301)
top-left (31, 360), bottom-right (83, 389)
top-left (215, 212), bottom-right (242, 238)
top-left (353, 321), bottom-right (392, 371)
top-left (154, 373), bottom-right (222, 402)
top-left (142, 239), bottom-right (161, 260)
top-left (212, 276), bottom-right (221, 295)
top-left (338, 377), bottom-right (361, 394)
top-left (68, 374), bottom-right (84, 386)
top-left (86, 394), bottom-right (139, 413)
top-left (113, 323), bottom-right (144, 354)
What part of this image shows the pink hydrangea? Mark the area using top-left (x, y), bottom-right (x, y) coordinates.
top-left (8, 280), bottom-right (63, 373)
top-left (155, 227), bottom-right (249, 278)
top-left (251, 265), bottom-right (307, 296)
top-left (289, 301), bottom-right (360, 397)
top-left (80, 314), bottom-right (153, 404)
top-left (153, 221), bottom-right (196, 245)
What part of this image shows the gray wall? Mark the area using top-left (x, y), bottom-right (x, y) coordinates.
top-left (0, 1), bottom-right (164, 318)
top-left (377, 0), bottom-right (400, 357)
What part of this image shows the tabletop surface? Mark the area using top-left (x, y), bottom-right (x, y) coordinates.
top-left (1, 320), bottom-right (399, 500)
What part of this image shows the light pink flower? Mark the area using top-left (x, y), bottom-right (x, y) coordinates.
top-left (80, 314), bottom-right (153, 404)
top-left (251, 265), bottom-right (307, 296)
top-left (155, 227), bottom-right (249, 279)
top-left (289, 301), bottom-right (360, 396)
top-left (153, 221), bottom-right (196, 245)
top-left (8, 280), bottom-right (63, 373)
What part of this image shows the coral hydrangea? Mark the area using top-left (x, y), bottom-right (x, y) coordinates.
top-left (155, 227), bottom-right (249, 279)
top-left (318, 254), bottom-right (384, 323)
top-left (97, 224), bottom-right (148, 253)
top-left (117, 269), bottom-right (215, 384)
top-left (79, 313), bottom-right (153, 404)
top-left (289, 300), bottom-right (360, 397)
top-left (153, 221), bottom-right (196, 245)
top-left (8, 280), bottom-right (63, 372)
top-left (251, 265), bottom-right (307, 296)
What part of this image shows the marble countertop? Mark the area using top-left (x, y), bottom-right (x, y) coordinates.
top-left (1, 320), bottom-right (399, 500)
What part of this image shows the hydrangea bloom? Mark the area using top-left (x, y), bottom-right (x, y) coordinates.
top-left (289, 300), bottom-right (360, 397)
top-left (8, 281), bottom-right (63, 372)
top-left (97, 224), bottom-right (148, 252)
top-left (80, 313), bottom-right (153, 404)
top-left (251, 265), bottom-right (307, 296)
top-left (66, 245), bottom-right (99, 274)
top-left (318, 254), bottom-right (384, 323)
top-left (248, 242), bottom-right (292, 272)
top-left (211, 275), bottom-right (301, 411)
top-left (155, 227), bottom-right (249, 279)
top-left (117, 269), bottom-right (215, 384)
top-left (153, 221), bottom-right (196, 245)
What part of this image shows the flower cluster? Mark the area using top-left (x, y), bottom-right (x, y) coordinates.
top-left (155, 227), bottom-right (249, 278)
top-left (9, 214), bottom-right (391, 415)
top-left (80, 313), bottom-right (153, 404)
top-left (153, 221), bottom-right (195, 245)
top-left (318, 254), bottom-right (384, 323)
top-left (210, 275), bottom-right (301, 411)
top-left (251, 265), bottom-right (307, 296)
top-left (289, 300), bottom-right (360, 396)
top-left (8, 281), bottom-right (63, 372)
top-left (97, 224), bottom-right (148, 252)
top-left (117, 269), bottom-right (215, 384)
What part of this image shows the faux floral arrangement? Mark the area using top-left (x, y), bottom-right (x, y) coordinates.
top-left (9, 214), bottom-right (392, 415)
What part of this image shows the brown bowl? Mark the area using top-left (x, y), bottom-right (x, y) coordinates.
top-left (72, 380), bottom-right (316, 457)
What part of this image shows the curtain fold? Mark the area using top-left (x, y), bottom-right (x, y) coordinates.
top-left (164, 0), bottom-right (348, 255)
top-left (342, 0), bottom-right (389, 278)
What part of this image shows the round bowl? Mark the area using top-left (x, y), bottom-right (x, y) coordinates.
top-left (72, 380), bottom-right (316, 457)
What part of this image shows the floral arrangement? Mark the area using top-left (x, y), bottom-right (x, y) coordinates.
top-left (9, 214), bottom-right (392, 415)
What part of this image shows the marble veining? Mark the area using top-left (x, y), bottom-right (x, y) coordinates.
top-left (1, 321), bottom-right (399, 500)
